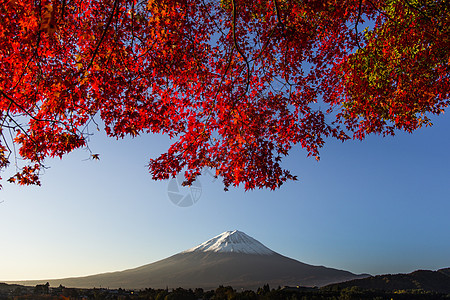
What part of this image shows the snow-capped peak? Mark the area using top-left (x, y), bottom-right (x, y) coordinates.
top-left (183, 230), bottom-right (275, 255)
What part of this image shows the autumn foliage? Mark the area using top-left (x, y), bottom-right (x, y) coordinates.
top-left (0, 0), bottom-right (449, 189)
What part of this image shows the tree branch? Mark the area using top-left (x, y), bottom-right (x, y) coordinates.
top-left (355, 0), bottom-right (363, 49)
top-left (83, 0), bottom-right (120, 75)
top-left (231, 0), bottom-right (251, 96)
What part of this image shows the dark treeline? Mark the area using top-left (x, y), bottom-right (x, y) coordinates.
top-left (2, 283), bottom-right (450, 300)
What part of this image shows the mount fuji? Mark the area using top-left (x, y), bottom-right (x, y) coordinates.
top-left (8, 230), bottom-right (369, 290)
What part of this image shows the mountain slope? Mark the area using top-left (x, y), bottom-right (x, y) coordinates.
top-left (6, 231), bottom-right (369, 290)
top-left (438, 267), bottom-right (450, 278)
top-left (325, 269), bottom-right (450, 293)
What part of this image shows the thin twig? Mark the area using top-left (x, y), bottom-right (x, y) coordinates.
top-left (273, 0), bottom-right (285, 30)
top-left (355, 0), bottom-right (363, 49)
top-left (404, 0), bottom-right (434, 24)
top-left (83, 0), bottom-right (120, 75)
top-left (231, 0), bottom-right (251, 95)
top-left (0, 91), bottom-right (77, 135)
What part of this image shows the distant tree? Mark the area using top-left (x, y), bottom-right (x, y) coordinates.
top-left (257, 284), bottom-right (271, 296)
top-left (155, 289), bottom-right (169, 300)
top-left (194, 287), bottom-right (205, 299)
top-left (237, 290), bottom-right (258, 300)
top-left (164, 287), bottom-right (196, 300)
top-left (33, 282), bottom-right (49, 294)
top-left (62, 287), bottom-right (80, 298)
top-left (213, 285), bottom-right (237, 299)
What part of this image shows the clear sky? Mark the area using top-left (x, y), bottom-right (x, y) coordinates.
top-left (0, 111), bottom-right (449, 281)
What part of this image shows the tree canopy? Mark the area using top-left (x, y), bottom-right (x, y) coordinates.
top-left (0, 0), bottom-right (449, 189)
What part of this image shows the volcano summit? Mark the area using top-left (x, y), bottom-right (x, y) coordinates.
top-left (9, 230), bottom-right (368, 290)
top-left (184, 230), bottom-right (275, 255)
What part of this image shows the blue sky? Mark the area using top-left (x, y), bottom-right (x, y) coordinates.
top-left (0, 110), bottom-right (449, 281)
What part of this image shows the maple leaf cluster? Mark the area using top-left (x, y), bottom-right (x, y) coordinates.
top-left (0, 0), bottom-right (448, 190)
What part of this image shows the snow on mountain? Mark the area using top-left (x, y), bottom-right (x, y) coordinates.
top-left (184, 230), bottom-right (275, 255)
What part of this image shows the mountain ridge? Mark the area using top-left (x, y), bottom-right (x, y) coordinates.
top-left (325, 268), bottom-right (450, 293)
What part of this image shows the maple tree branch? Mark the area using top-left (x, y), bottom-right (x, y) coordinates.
top-left (199, 47), bottom-right (236, 140)
top-left (273, 0), bottom-right (285, 31)
top-left (84, 0), bottom-right (120, 75)
top-left (231, 0), bottom-right (251, 96)
top-left (136, 37), bottom-right (158, 59)
top-left (251, 25), bottom-right (278, 63)
top-left (200, 0), bottom-right (226, 37)
top-left (0, 91), bottom-right (42, 126)
top-left (8, 124), bottom-right (19, 168)
top-left (11, 29), bottom-right (42, 93)
top-left (3, 112), bottom-right (40, 159)
top-left (0, 91), bottom-right (86, 146)
top-left (355, 0), bottom-right (363, 50)
top-left (0, 130), bottom-right (12, 160)
top-left (0, 101), bottom-right (14, 131)
top-left (403, 0), bottom-right (434, 24)
top-left (251, 0), bottom-right (286, 66)
top-left (59, 0), bottom-right (66, 22)
top-left (366, 0), bottom-right (436, 32)
top-left (216, 47), bottom-right (235, 96)
top-left (130, 0), bottom-right (135, 50)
